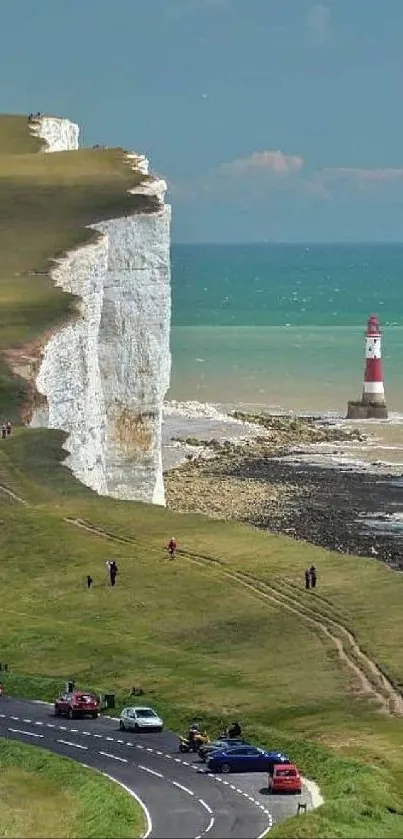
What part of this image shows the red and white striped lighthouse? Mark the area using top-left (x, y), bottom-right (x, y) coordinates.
top-left (347, 314), bottom-right (388, 419)
top-left (362, 315), bottom-right (385, 406)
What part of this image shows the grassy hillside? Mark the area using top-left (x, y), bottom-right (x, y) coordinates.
top-left (1, 432), bottom-right (403, 836)
top-left (0, 115), bottom-right (155, 421)
top-left (1, 115), bottom-right (403, 837)
top-left (0, 739), bottom-right (144, 837)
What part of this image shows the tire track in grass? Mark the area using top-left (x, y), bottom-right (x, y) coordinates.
top-left (64, 517), bottom-right (403, 717)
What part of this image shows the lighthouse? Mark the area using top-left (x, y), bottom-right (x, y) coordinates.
top-left (347, 315), bottom-right (388, 419)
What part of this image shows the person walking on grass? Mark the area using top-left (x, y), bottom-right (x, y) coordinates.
top-left (107, 560), bottom-right (118, 587)
top-left (310, 565), bottom-right (317, 589)
top-left (87, 575), bottom-right (93, 589)
top-left (1, 424), bottom-right (6, 440)
top-left (304, 568), bottom-right (310, 590)
top-left (167, 537), bottom-right (177, 559)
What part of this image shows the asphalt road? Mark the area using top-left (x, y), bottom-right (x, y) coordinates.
top-left (0, 697), bottom-right (312, 838)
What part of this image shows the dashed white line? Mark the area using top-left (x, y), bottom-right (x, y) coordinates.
top-left (47, 723), bottom-right (55, 728)
top-left (34, 721), bottom-right (43, 726)
top-left (99, 751), bottom-right (128, 763)
top-left (10, 716), bottom-right (19, 721)
top-left (138, 764), bottom-right (164, 778)
top-left (70, 728), bottom-right (78, 733)
top-left (8, 728), bottom-right (43, 738)
top-left (22, 718), bottom-right (32, 723)
top-left (106, 736), bottom-right (114, 741)
top-left (82, 731), bottom-right (91, 736)
top-left (156, 750), bottom-right (163, 755)
top-left (59, 725), bottom-right (67, 730)
top-left (93, 734), bottom-right (102, 738)
top-left (146, 747), bottom-right (153, 752)
top-left (199, 799), bottom-right (213, 815)
top-left (57, 739), bottom-right (88, 750)
top-left (172, 781), bottom-right (194, 795)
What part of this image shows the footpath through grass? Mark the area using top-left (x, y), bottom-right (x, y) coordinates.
top-left (1, 432), bottom-right (403, 836)
top-left (0, 739), bottom-right (145, 838)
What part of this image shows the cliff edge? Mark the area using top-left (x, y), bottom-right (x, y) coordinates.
top-left (1, 115), bottom-right (171, 505)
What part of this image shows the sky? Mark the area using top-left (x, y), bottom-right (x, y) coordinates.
top-left (2, 0), bottom-right (403, 243)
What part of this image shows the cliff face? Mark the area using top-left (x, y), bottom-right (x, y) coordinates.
top-left (30, 118), bottom-right (171, 505)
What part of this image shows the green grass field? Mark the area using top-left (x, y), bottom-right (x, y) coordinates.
top-left (0, 739), bottom-right (145, 838)
top-left (1, 114), bottom-right (403, 837)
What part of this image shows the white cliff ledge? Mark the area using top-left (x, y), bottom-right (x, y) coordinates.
top-left (30, 117), bottom-right (171, 505)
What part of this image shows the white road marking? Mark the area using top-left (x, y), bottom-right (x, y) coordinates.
top-left (47, 724), bottom-right (55, 728)
top-left (57, 739), bottom-right (88, 750)
top-left (8, 728), bottom-right (43, 738)
top-left (99, 770), bottom-right (152, 839)
top-left (10, 716), bottom-right (19, 720)
top-left (156, 750), bottom-right (163, 755)
top-left (199, 799), bottom-right (213, 815)
top-left (82, 731), bottom-right (91, 736)
top-left (22, 718), bottom-right (32, 723)
top-left (70, 728), bottom-right (78, 733)
top-left (205, 816), bottom-right (215, 835)
top-left (93, 734), bottom-right (102, 738)
top-left (99, 751), bottom-right (127, 763)
top-left (117, 739), bottom-right (124, 744)
top-left (0, 713), bottom-right (5, 718)
top-left (34, 721), bottom-right (43, 726)
top-left (59, 725), bottom-right (67, 730)
top-left (165, 754), bottom-right (172, 759)
top-left (138, 765), bottom-right (163, 778)
top-left (172, 781), bottom-right (194, 795)
top-left (106, 736), bottom-right (114, 741)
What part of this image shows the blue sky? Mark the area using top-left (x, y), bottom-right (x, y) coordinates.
top-left (2, 0), bottom-right (403, 242)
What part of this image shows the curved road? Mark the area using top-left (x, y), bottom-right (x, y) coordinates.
top-left (0, 697), bottom-right (313, 838)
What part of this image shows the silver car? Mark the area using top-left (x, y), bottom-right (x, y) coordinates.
top-left (119, 706), bottom-right (164, 732)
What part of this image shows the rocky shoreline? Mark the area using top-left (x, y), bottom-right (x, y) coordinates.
top-left (164, 413), bottom-right (403, 568)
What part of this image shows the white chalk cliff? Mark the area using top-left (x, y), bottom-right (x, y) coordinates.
top-left (30, 117), bottom-right (171, 505)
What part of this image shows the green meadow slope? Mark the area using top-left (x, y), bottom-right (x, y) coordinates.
top-left (0, 739), bottom-right (144, 838)
top-left (1, 116), bottom-right (403, 838)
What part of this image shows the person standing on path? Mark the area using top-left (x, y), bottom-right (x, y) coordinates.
top-left (310, 565), bottom-right (317, 589)
top-left (304, 568), bottom-right (310, 589)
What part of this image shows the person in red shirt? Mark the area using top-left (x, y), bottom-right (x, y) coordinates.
top-left (167, 537), bottom-right (177, 558)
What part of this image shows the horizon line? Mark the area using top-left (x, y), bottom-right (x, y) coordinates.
top-left (171, 240), bottom-right (403, 247)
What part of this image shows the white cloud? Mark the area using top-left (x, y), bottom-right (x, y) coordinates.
top-left (219, 150), bottom-right (304, 177)
top-left (306, 4), bottom-right (331, 44)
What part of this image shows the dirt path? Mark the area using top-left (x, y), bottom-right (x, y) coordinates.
top-left (64, 516), bottom-right (403, 717)
top-left (0, 483), bottom-right (28, 505)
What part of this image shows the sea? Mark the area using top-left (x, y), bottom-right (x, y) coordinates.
top-left (164, 243), bottom-right (403, 473)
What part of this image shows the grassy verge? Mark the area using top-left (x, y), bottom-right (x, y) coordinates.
top-left (0, 739), bottom-right (145, 838)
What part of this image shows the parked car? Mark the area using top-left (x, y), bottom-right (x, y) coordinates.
top-left (119, 706), bottom-right (164, 732)
top-left (206, 745), bottom-right (290, 774)
top-left (54, 690), bottom-right (99, 719)
top-left (198, 738), bottom-right (246, 761)
top-left (268, 763), bottom-right (302, 795)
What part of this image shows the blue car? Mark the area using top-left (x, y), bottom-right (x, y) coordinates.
top-left (206, 745), bottom-right (289, 774)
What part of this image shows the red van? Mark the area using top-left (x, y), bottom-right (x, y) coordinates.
top-left (268, 763), bottom-right (302, 794)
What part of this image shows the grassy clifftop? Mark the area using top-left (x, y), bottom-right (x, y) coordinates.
top-left (0, 114), bottom-right (156, 421)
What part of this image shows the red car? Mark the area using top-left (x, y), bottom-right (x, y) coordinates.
top-left (54, 690), bottom-right (99, 719)
top-left (268, 763), bottom-right (302, 795)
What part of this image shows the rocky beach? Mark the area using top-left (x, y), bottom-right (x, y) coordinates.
top-left (164, 411), bottom-right (403, 568)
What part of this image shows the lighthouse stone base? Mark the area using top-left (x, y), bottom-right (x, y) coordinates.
top-left (346, 400), bottom-right (388, 420)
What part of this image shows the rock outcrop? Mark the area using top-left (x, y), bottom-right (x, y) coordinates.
top-left (30, 117), bottom-right (171, 505)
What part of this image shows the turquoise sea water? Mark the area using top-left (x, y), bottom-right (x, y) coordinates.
top-left (169, 244), bottom-right (403, 413)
